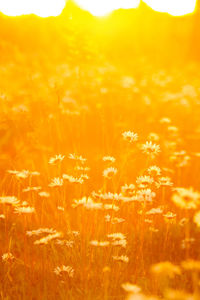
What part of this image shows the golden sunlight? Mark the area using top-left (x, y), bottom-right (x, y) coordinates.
top-left (0, 0), bottom-right (66, 17)
top-left (1, 0), bottom-right (200, 295)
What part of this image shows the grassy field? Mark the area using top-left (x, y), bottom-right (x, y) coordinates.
top-left (1, 8), bottom-right (200, 300)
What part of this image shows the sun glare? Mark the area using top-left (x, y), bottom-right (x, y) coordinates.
top-left (0, 0), bottom-right (66, 17)
top-left (143, 0), bottom-right (196, 16)
top-left (75, 0), bottom-right (140, 17)
top-left (0, 0), bottom-right (197, 17)
top-left (76, 0), bottom-right (196, 17)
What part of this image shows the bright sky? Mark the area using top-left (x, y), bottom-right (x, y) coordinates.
top-left (0, 0), bottom-right (66, 17)
top-left (0, 0), bottom-right (197, 17)
top-left (143, 0), bottom-right (196, 16)
top-left (75, 0), bottom-right (140, 16)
